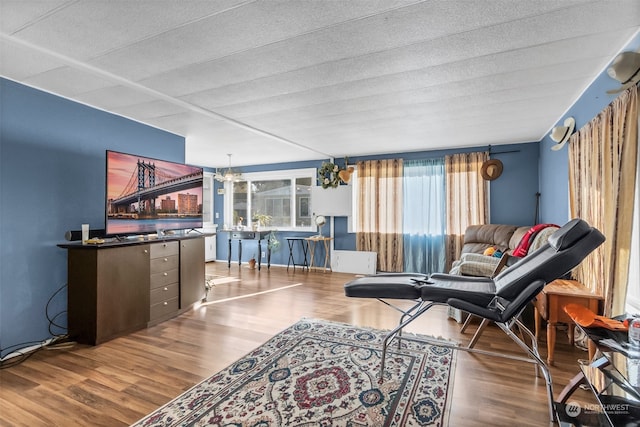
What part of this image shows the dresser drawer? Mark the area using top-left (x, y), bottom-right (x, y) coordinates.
top-left (150, 296), bottom-right (179, 321)
top-left (231, 231), bottom-right (256, 239)
top-left (150, 254), bottom-right (179, 274)
top-left (150, 241), bottom-right (179, 258)
top-left (150, 282), bottom-right (179, 305)
top-left (150, 267), bottom-right (179, 288)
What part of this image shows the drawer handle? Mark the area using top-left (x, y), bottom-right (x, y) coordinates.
top-left (163, 301), bottom-right (168, 306)
top-left (163, 272), bottom-right (168, 276)
top-left (144, 249), bottom-right (148, 254)
top-left (163, 243), bottom-right (167, 247)
top-left (163, 287), bottom-right (168, 291)
top-left (164, 257), bottom-right (168, 262)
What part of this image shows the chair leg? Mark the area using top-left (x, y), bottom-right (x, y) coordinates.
top-left (511, 321), bottom-right (538, 375)
top-left (503, 319), bottom-right (556, 423)
top-left (373, 298), bottom-right (556, 422)
top-left (460, 313), bottom-right (474, 333)
top-left (556, 373), bottom-right (586, 404)
top-left (379, 301), bottom-right (437, 380)
top-left (556, 357), bottom-right (609, 403)
top-left (518, 323), bottom-right (539, 377)
top-left (380, 298), bottom-right (427, 350)
top-left (466, 318), bottom-right (490, 349)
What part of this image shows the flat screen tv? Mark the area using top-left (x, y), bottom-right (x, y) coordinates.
top-left (105, 150), bottom-right (203, 236)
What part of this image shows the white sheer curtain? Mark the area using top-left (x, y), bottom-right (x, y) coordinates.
top-left (403, 158), bottom-right (446, 273)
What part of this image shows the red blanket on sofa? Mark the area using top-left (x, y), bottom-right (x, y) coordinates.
top-left (512, 223), bottom-right (558, 257)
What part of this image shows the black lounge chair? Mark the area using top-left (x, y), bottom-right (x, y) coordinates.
top-left (343, 218), bottom-right (605, 423)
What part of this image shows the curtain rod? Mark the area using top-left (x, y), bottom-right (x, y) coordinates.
top-left (490, 149), bottom-right (520, 155)
top-left (487, 145), bottom-right (520, 156)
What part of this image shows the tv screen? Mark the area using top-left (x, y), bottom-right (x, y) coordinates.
top-left (105, 150), bottom-right (203, 236)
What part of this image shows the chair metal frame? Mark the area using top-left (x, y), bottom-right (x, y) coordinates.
top-left (344, 219), bottom-right (606, 424)
top-left (374, 290), bottom-right (554, 422)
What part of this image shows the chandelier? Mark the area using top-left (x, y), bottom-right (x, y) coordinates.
top-left (214, 154), bottom-right (243, 182)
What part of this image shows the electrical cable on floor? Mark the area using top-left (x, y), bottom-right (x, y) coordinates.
top-left (0, 283), bottom-right (76, 369)
top-left (46, 283), bottom-right (68, 334)
top-left (0, 340), bottom-right (44, 369)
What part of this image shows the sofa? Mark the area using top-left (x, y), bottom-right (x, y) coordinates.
top-left (449, 223), bottom-right (559, 277)
top-left (447, 223), bottom-right (559, 322)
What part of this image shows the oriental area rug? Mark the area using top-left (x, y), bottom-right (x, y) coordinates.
top-left (131, 319), bottom-right (456, 427)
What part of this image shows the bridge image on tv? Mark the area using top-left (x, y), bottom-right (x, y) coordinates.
top-left (106, 152), bottom-right (203, 234)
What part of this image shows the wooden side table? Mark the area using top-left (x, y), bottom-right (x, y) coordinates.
top-left (533, 279), bottom-right (603, 365)
top-left (305, 236), bottom-right (333, 272)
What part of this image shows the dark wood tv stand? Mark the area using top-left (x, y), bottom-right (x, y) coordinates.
top-left (58, 234), bottom-right (206, 345)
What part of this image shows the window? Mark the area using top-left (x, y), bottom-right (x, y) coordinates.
top-left (224, 168), bottom-right (315, 231)
top-left (402, 159), bottom-right (446, 273)
top-left (202, 172), bottom-right (214, 226)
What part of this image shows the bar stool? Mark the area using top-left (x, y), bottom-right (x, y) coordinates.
top-left (286, 237), bottom-right (309, 271)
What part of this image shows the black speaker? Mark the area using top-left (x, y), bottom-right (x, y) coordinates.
top-left (64, 229), bottom-right (106, 241)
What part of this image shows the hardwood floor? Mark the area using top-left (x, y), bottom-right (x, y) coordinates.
top-left (0, 262), bottom-right (597, 426)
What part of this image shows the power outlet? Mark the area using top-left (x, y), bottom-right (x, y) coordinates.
top-left (261, 251), bottom-right (266, 258)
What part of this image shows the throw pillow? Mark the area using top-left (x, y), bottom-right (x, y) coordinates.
top-left (483, 247), bottom-right (496, 256)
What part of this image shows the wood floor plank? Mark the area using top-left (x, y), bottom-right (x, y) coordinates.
top-left (0, 262), bottom-right (596, 426)
top-left (0, 392), bottom-right (61, 427)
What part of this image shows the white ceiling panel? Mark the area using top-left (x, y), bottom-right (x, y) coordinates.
top-left (140, 0), bottom-right (605, 98)
top-left (232, 66), bottom-right (592, 132)
top-left (0, 0), bottom-right (71, 34)
top-left (181, 29), bottom-right (627, 112)
top-left (1, 0), bottom-right (639, 168)
top-left (184, 119), bottom-right (328, 166)
top-left (111, 100), bottom-right (196, 121)
top-left (211, 55), bottom-right (606, 121)
top-left (143, 112), bottom-right (223, 136)
top-left (271, 83), bottom-right (581, 133)
top-left (89, 0), bottom-right (416, 82)
top-left (0, 36), bottom-right (65, 80)
top-left (22, 65), bottom-right (115, 98)
top-left (8, 0), bottom-right (250, 59)
top-left (73, 85), bottom-right (162, 111)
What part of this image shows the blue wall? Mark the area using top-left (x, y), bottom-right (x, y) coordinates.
top-left (0, 78), bottom-right (185, 358)
top-left (214, 142), bottom-right (541, 266)
top-left (539, 32), bottom-right (640, 225)
top-left (4, 25), bottom-right (634, 356)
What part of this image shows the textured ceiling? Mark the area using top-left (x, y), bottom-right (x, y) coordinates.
top-left (1, 0), bottom-right (639, 168)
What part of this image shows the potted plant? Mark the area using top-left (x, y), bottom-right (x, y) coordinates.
top-left (253, 212), bottom-right (272, 230)
top-left (267, 230), bottom-right (280, 252)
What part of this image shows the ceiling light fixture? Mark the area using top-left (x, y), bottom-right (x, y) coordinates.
top-left (214, 154), bottom-right (243, 182)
